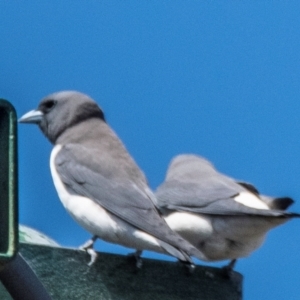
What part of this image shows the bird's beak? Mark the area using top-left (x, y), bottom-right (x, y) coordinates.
top-left (18, 109), bottom-right (44, 124)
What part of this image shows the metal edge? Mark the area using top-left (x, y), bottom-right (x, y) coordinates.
top-left (0, 99), bottom-right (18, 260)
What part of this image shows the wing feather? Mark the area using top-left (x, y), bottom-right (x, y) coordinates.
top-left (55, 144), bottom-right (204, 260)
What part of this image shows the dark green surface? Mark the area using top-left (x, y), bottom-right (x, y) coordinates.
top-left (0, 243), bottom-right (243, 300)
top-left (0, 281), bottom-right (12, 299)
top-left (0, 100), bottom-right (18, 261)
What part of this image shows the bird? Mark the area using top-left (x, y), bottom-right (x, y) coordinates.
top-left (154, 154), bottom-right (300, 275)
top-left (18, 91), bottom-right (205, 268)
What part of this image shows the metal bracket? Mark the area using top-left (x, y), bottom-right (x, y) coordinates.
top-left (0, 100), bottom-right (18, 262)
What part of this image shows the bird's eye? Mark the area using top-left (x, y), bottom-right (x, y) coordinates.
top-left (43, 100), bottom-right (56, 111)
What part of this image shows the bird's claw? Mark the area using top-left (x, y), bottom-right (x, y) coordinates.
top-left (79, 239), bottom-right (94, 251)
top-left (79, 236), bottom-right (98, 266)
top-left (187, 263), bottom-right (196, 274)
top-left (179, 260), bottom-right (196, 274)
top-left (221, 259), bottom-right (237, 278)
top-left (86, 248), bottom-right (98, 266)
top-left (127, 250), bottom-right (143, 269)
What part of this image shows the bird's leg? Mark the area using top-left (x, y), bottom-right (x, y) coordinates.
top-left (221, 259), bottom-right (237, 278)
top-left (127, 250), bottom-right (143, 269)
top-left (79, 235), bottom-right (98, 266)
top-left (79, 235), bottom-right (97, 249)
top-left (178, 260), bottom-right (196, 274)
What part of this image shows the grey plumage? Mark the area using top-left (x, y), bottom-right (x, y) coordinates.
top-left (155, 154), bottom-right (299, 264)
top-left (19, 91), bottom-right (206, 266)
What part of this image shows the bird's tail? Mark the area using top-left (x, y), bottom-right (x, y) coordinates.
top-left (264, 196), bottom-right (294, 210)
top-left (158, 240), bottom-right (193, 263)
top-left (157, 234), bottom-right (208, 264)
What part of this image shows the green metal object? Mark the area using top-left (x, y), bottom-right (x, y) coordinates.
top-left (0, 100), bottom-right (18, 261)
top-left (0, 243), bottom-right (242, 300)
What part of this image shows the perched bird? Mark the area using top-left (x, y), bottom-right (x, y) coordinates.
top-left (18, 91), bottom-right (204, 268)
top-left (155, 154), bottom-right (300, 274)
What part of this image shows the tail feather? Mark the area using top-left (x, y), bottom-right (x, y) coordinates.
top-left (270, 197), bottom-right (294, 210)
top-left (158, 240), bottom-right (193, 263)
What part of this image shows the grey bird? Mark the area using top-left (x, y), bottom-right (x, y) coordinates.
top-left (18, 91), bottom-right (205, 268)
top-left (155, 154), bottom-right (300, 274)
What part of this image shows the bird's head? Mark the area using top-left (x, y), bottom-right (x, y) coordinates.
top-left (19, 91), bottom-right (105, 144)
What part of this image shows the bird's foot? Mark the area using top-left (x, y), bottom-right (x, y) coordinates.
top-left (79, 235), bottom-right (97, 250)
top-left (179, 260), bottom-right (196, 274)
top-left (86, 248), bottom-right (98, 266)
top-left (79, 235), bottom-right (98, 266)
top-left (127, 250), bottom-right (143, 269)
top-left (221, 259), bottom-right (237, 278)
top-left (186, 263), bottom-right (196, 274)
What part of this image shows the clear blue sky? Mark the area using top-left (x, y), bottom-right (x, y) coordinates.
top-left (1, 2), bottom-right (300, 299)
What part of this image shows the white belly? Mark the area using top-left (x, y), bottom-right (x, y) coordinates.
top-left (49, 145), bottom-right (164, 252)
top-left (163, 210), bottom-right (282, 261)
top-left (164, 211), bottom-right (213, 246)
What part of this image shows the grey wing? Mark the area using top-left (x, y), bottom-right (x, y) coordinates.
top-left (55, 145), bottom-right (200, 259)
top-left (156, 154), bottom-right (243, 210)
top-left (158, 154), bottom-right (244, 207)
top-left (156, 179), bottom-right (237, 209)
top-left (156, 154), bottom-right (299, 217)
top-left (156, 180), bottom-right (299, 217)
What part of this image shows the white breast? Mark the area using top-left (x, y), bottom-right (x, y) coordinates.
top-left (49, 145), bottom-right (164, 252)
top-left (50, 145), bottom-right (120, 241)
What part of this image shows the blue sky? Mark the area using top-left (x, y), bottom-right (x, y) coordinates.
top-left (1, 2), bottom-right (300, 299)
